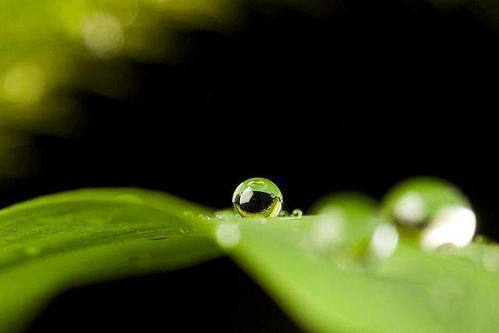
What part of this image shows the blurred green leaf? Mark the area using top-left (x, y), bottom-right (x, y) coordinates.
top-left (1, 188), bottom-right (499, 332)
top-left (226, 216), bottom-right (499, 333)
top-left (0, 188), bottom-right (221, 332)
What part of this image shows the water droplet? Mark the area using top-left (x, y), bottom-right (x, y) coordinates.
top-left (421, 206), bottom-right (476, 251)
top-left (393, 192), bottom-right (425, 226)
top-left (369, 223), bottom-right (399, 260)
top-left (214, 209), bottom-right (237, 219)
top-left (381, 177), bottom-right (476, 251)
top-left (232, 177), bottom-right (283, 218)
top-left (82, 12), bottom-right (124, 58)
top-left (308, 214), bottom-right (345, 252)
top-left (215, 222), bottom-right (241, 248)
top-left (291, 209), bottom-right (303, 217)
top-left (308, 192), bottom-right (387, 265)
top-left (197, 214), bottom-right (212, 221)
top-left (3, 63), bottom-right (45, 105)
top-left (278, 210), bottom-right (290, 217)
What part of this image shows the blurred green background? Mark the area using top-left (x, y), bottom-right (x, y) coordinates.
top-left (1, 0), bottom-right (499, 181)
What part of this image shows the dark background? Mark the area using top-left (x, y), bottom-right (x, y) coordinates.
top-left (3, 0), bottom-right (499, 330)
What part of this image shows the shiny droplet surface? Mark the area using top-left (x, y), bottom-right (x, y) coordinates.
top-left (381, 177), bottom-right (476, 251)
top-left (232, 178), bottom-right (283, 218)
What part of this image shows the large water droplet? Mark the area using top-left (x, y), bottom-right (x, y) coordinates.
top-left (381, 177), bottom-right (476, 251)
top-left (232, 178), bottom-right (283, 218)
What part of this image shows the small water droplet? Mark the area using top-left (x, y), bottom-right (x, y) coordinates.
top-left (291, 209), bottom-right (303, 217)
top-left (197, 214), bottom-right (212, 221)
top-left (215, 222), bottom-right (241, 248)
top-left (278, 210), bottom-right (289, 217)
top-left (308, 214), bottom-right (345, 253)
top-left (369, 223), bottom-right (399, 260)
top-left (381, 177), bottom-right (476, 251)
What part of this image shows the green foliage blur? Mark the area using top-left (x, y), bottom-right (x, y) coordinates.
top-left (0, 0), bottom-right (498, 180)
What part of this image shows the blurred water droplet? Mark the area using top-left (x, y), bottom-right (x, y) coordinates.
top-left (369, 223), bottom-right (399, 260)
top-left (278, 210), bottom-right (290, 217)
top-left (215, 222), bottom-right (240, 248)
top-left (291, 209), bottom-right (303, 217)
top-left (381, 177), bottom-right (476, 251)
top-left (198, 214), bottom-right (212, 221)
top-left (82, 13), bottom-right (124, 58)
top-left (394, 192), bottom-right (425, 226)
top-left (421, 206), bottom-right (476, 251)
top-left (308, 193), bottom-right (382, 263)
top-left (3, 63), bottom-right (45, 105)
top-left (308, 213), bottom-right (345, 253)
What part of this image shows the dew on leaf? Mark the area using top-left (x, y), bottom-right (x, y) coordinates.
top-left (278, 209), bottom-right (290, 217)
top-left (307, 192), bottom-right (389, 263)
top-left (232, 177), bottom-right (283, 218)
top-left (381, 177), bottom-right (476, 251)
top-left (368, 223), bottom-right (399, 260)
top-left (215, 222), bottom-right (240, 248)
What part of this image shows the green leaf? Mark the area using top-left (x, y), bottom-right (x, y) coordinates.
top-left (222, 217), bottom-right (499, 333)
top-left (0, 188), bottom-right (221, 332)
top-left (3, 189), bottom-right (499, 333)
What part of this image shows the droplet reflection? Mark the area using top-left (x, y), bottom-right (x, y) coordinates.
top-left (421, 206), bottom-right (476, 251)
top-left (232, 178), bottom-right (283, 218)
